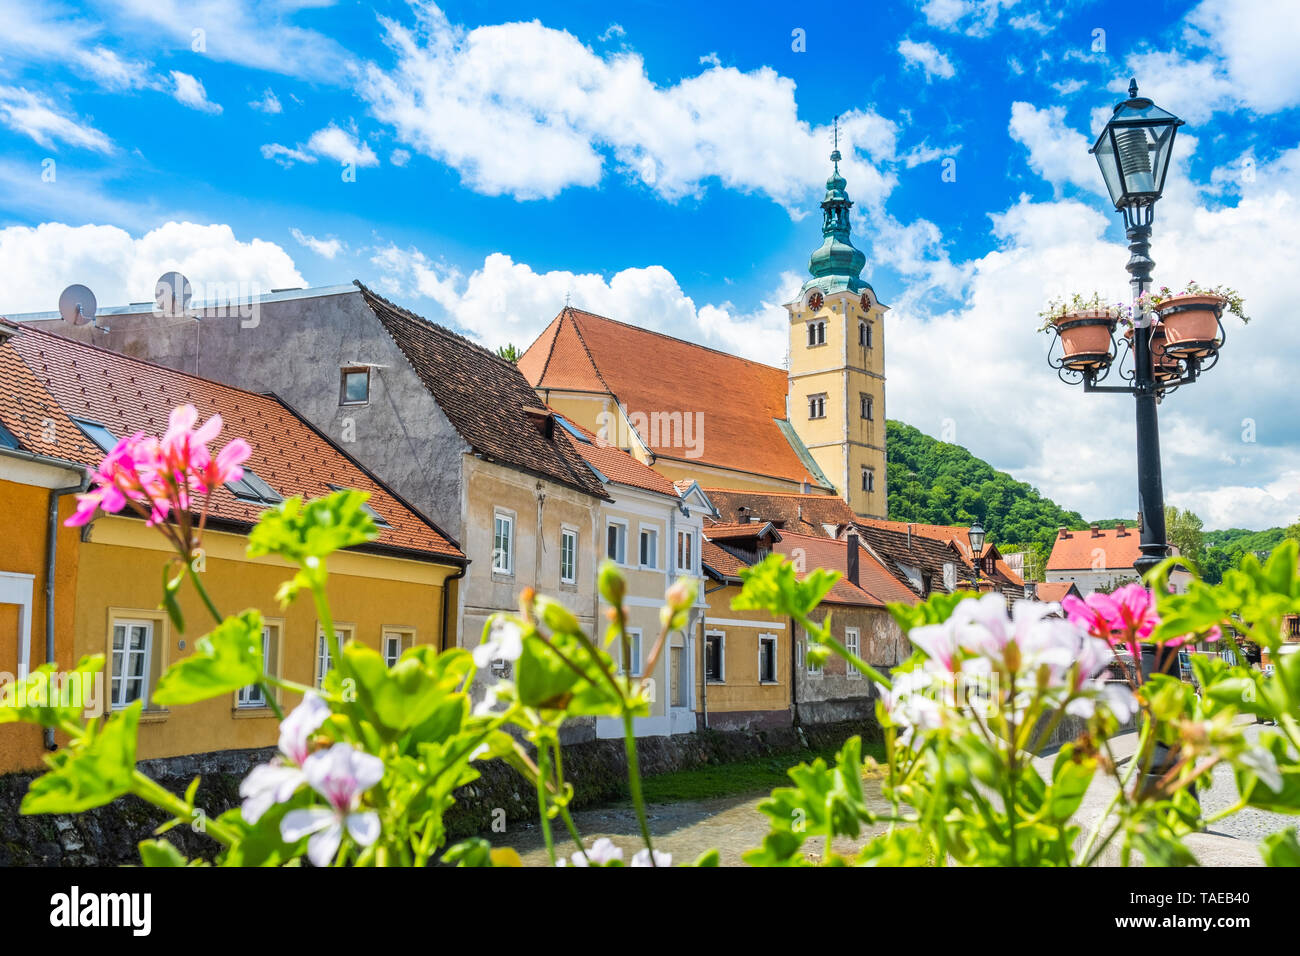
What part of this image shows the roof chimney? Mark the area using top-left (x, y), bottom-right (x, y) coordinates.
top-left (846, 532), bottom-right (860, 588)
top-left (1090, 524), bottom-right (1101, 538)
top-left (737, 505), bottom-right (751, 524)
top-left (1116, 522), bottom-right (1127, 537)
top-left (1058, 527), bottom-right (1070, 539)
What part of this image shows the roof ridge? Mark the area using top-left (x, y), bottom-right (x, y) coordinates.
top-left (560, 307), bottom-right (616, 395)
top-left (531, 313), bottom-right (564, 387)
top-left (8, 319), bottom-right (289, 410)
top-left (353, 280), bottom-right (517, 370)
top-left (564, 305), bottom-right (786, 374)
top-left (701, 486), bottom-right (844, 499)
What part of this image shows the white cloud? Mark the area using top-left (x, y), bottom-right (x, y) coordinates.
top-left (389, 148), bottom-right (411, 167)
top-left (1008, 101), bottom-right (1104, 197)
top-left (260, 142), bottom-right (317, 167)
top-left (249, 88), bottom-right (282, 114)
top-left (0, 1), bottom-right (148, 90)
top-left (917, 0), bottom-right (1018, 37)
top-left (170, 71), bottom-right (222, 114)
top-left (898, 38), bottom-right (956, 81)
top-left (1185, 0), bottom-right (1300, 115)
top-left (0, 221), bottom-right (304, 315)
top-left (305, 123), bottom-right (379, 167)
top-left (95, 0), bottom-right (354, 81)
top-left (0, 86), bottom-right (114, 152)
top-left (291, 228), bottom-right (345, 259)
top-left (368, 246), bottom-right (792, 364)
top-left (358, 4), bottom-right (899, 208)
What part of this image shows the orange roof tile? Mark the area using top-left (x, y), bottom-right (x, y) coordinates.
top-left (1, 322), bottom-right (463, 563)
top-left (554, 415), bottom-right (678, 498)
top-left (1046, 526), bottom-right (1142, 572)
top-left (1034, 581), bottom-right (1080, 603)
top-left (855, 518), bottom-right (1025, 586)
top-left (774, 530), bottom-right (918, 607)
top-left (703, 487), bottom-right (857, 535)
top-left (521, 307), bottom-right (829, 488)
top-left (702, 520), bottom-right (782, 540)
top-left (702, 539), bottom-right (750, 580)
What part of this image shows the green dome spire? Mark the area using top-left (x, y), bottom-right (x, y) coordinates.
top-left (800, 131), bottom-right (872, 298)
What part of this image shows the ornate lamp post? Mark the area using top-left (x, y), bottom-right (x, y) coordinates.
top-left (1046, 79), bottom-right (1225, 581)
top-left (968, 521), bottom-right (986, 592)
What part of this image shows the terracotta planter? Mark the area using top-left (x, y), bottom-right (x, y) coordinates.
top-left (1155, 294), bottom-right (1224, 357)
top-left (1052, 310), bottom-right (1116, 370)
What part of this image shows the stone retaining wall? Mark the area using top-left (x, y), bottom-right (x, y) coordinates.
top-left (0, 721), bottom-right (879, 866)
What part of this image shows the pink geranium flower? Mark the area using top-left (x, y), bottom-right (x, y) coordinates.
top-left (64, 403), bottom-right (253, 558)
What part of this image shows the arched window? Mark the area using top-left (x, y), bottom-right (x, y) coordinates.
top-left (859, 321), bottom-right (872, 348)
top-left (860, 393), bottom-right (873, 420)
top-left (862, 468), bottom-right (875, 492)
top-left (807, 321), bottom-right (826, 347)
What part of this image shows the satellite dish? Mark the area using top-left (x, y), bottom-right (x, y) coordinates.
top-left (155, 271), bottom-right (192, 317)
top-left (58, 284), bottom-right (97, 326)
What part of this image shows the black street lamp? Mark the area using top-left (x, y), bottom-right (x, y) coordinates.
top-left (1046, 79), bottom-right (1223, 581)
top-left (968, 521), bottom-right (985, 592)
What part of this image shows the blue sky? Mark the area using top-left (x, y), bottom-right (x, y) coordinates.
top-left (2, 0), bottom-right (1299, 530)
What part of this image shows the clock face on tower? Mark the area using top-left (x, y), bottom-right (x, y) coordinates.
top-left (860, 293), bottom-right (871, 311)
top-left (807, 291), bottom-right (824, 311)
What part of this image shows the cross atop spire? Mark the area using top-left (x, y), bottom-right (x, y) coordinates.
top-left (831, 115), bottom-right (841, 173)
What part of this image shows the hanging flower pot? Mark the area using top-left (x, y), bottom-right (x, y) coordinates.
top-left (1049, 310), bottom-right (1117, 370)
top-left (1151, 294), bottom-right (1224, 356)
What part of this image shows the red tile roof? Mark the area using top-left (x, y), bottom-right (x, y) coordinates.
top-left (554, 415), bottom-right (679, 498)
top-left (774, 530), bottom-right (918, 607)
top-left (702, 520), bottom-right (782, 541)
top-left (1046, 526), bottom-right (1141, 572)
top-left (703, 487), bottom-right (858, 536)
top-left (701, 539), bottom-right (751, 580)
top-left (1034, 581), bottom-right (1081, 604)
top-left (356, 284), bottom-right (607, 501)
top-left (520, 307), bottom-right (830, 488)
top-left (855, 518), bottom-right (1025, 586)
top-left (1, 322), bottom-right (463, 563)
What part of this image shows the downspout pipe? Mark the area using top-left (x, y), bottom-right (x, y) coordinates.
top-left (45, 471), bottom-right (89, 751)
top-left (440, 562), bottom-right (469, 653)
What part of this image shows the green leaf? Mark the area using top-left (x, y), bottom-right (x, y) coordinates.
top-left (515, 633), bottom-right (582, 710)
top-left (138, 839), bottom-right (199, 867)
top-left (1048, 746), bottom-right (1096, 822)
top-left (1261, 828), bottom-right (1300, 867)
top-left (246, 489), bottom-right (379, 572)
top-left (685, 849), bottom-right (721, 867)
top-left (22, 701), bottom-right (140, 814)
top-left (733, 553), bottom-right (838, 620)
top-left (161, 564), bottom-right (185, 633)
top-left (152, 610), bottom-right (265, 706)
top-left (0, 655), bottom-right (105, 728)
top-left (345, 640), bottom-right (470, 740)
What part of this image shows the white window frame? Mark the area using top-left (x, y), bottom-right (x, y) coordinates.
top-left (861, 393), bottom-right (873, 420)
top-left (560, 526), bottom-right (578, 584)
top-left (758, 633), bottom-right (779, 684)
top-left (806, 637), bottom-right (823, 677)
top-left (236, 623), bottom-right (277, 708)
top-left (704, 630), bottom-right (725, 683)
top-left (493, 509), bottom-right (515, 575)
top-left (316, 624), bottom-right (354, 688)
top-left (110, 618), bottom-right (154, 710)
top-left (845, 627), bottom-right (861, 679)
top-left (638, 525), bottom-right (659, 570)
top-left (618, 628), bottom-right (643, 677)
top-left (808, 394), bottom-right (826, 419)
top-left (383, 627), bottom-right (415, 668)
top-left (339, 366), bottom-right (371, 406)
top-left (859, 321), bottom-right (872, 348)
top-left (807, 320), bottom-right (826, 347)
top-left (676, 528), bottom-right (696, 575)
top-left (606, 518), bottom-right (629, 566)
top-left (863, 468), bottom-right (875, 493)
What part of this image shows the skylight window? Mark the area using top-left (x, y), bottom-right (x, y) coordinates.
top-left (72, 418), bottom-right (118, 453)
top-left (227, 468), bottom-right (283, 506)
top-left (327, 483), bottom-right (389, 527)
top-left (553, 415), bottom-right (590, 444)
top-left (0, 420), bottom-right (18, 449)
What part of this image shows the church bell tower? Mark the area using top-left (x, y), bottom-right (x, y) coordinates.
top-left (786, 132), bottom-right (889, 518)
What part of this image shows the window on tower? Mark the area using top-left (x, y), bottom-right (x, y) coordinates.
top-left (808, 394), bottom-right (827, 419)
top-left (859, 321), bottom-right (872, 348)
top-left (807, 320), bottom-right (826, 347)
top-left (860, 393), bottom-right (873, 420)
top-left (862, 468), bottom-right (875, 493)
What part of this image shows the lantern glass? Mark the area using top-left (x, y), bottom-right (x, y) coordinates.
top-left (968, 522), bottom-right (986, 559)
top-left (1090, 88), bottom-right (1183, 209)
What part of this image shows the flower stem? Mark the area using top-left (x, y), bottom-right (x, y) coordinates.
top-left (185, 560), bottom-right (223, 626)
top-left (622, 709), bottom-right (656, 863)
top-left (536, 740), bottom-right (556, 866)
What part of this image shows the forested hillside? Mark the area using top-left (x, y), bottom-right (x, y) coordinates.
top-left (885, 420), bottom-right (1084, 554)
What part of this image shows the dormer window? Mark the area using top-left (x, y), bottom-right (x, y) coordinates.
top-left (806, 320), bottom-right (826, 347)
top-left (72, 417), bottom-right (118, 453)
top-left (340, 367), bottom-right (370, 406)
top-left (227, 468), bottom-right (283, 506)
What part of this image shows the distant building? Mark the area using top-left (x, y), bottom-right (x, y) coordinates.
top-left (1045, 523), bottom-right (1191, 594)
